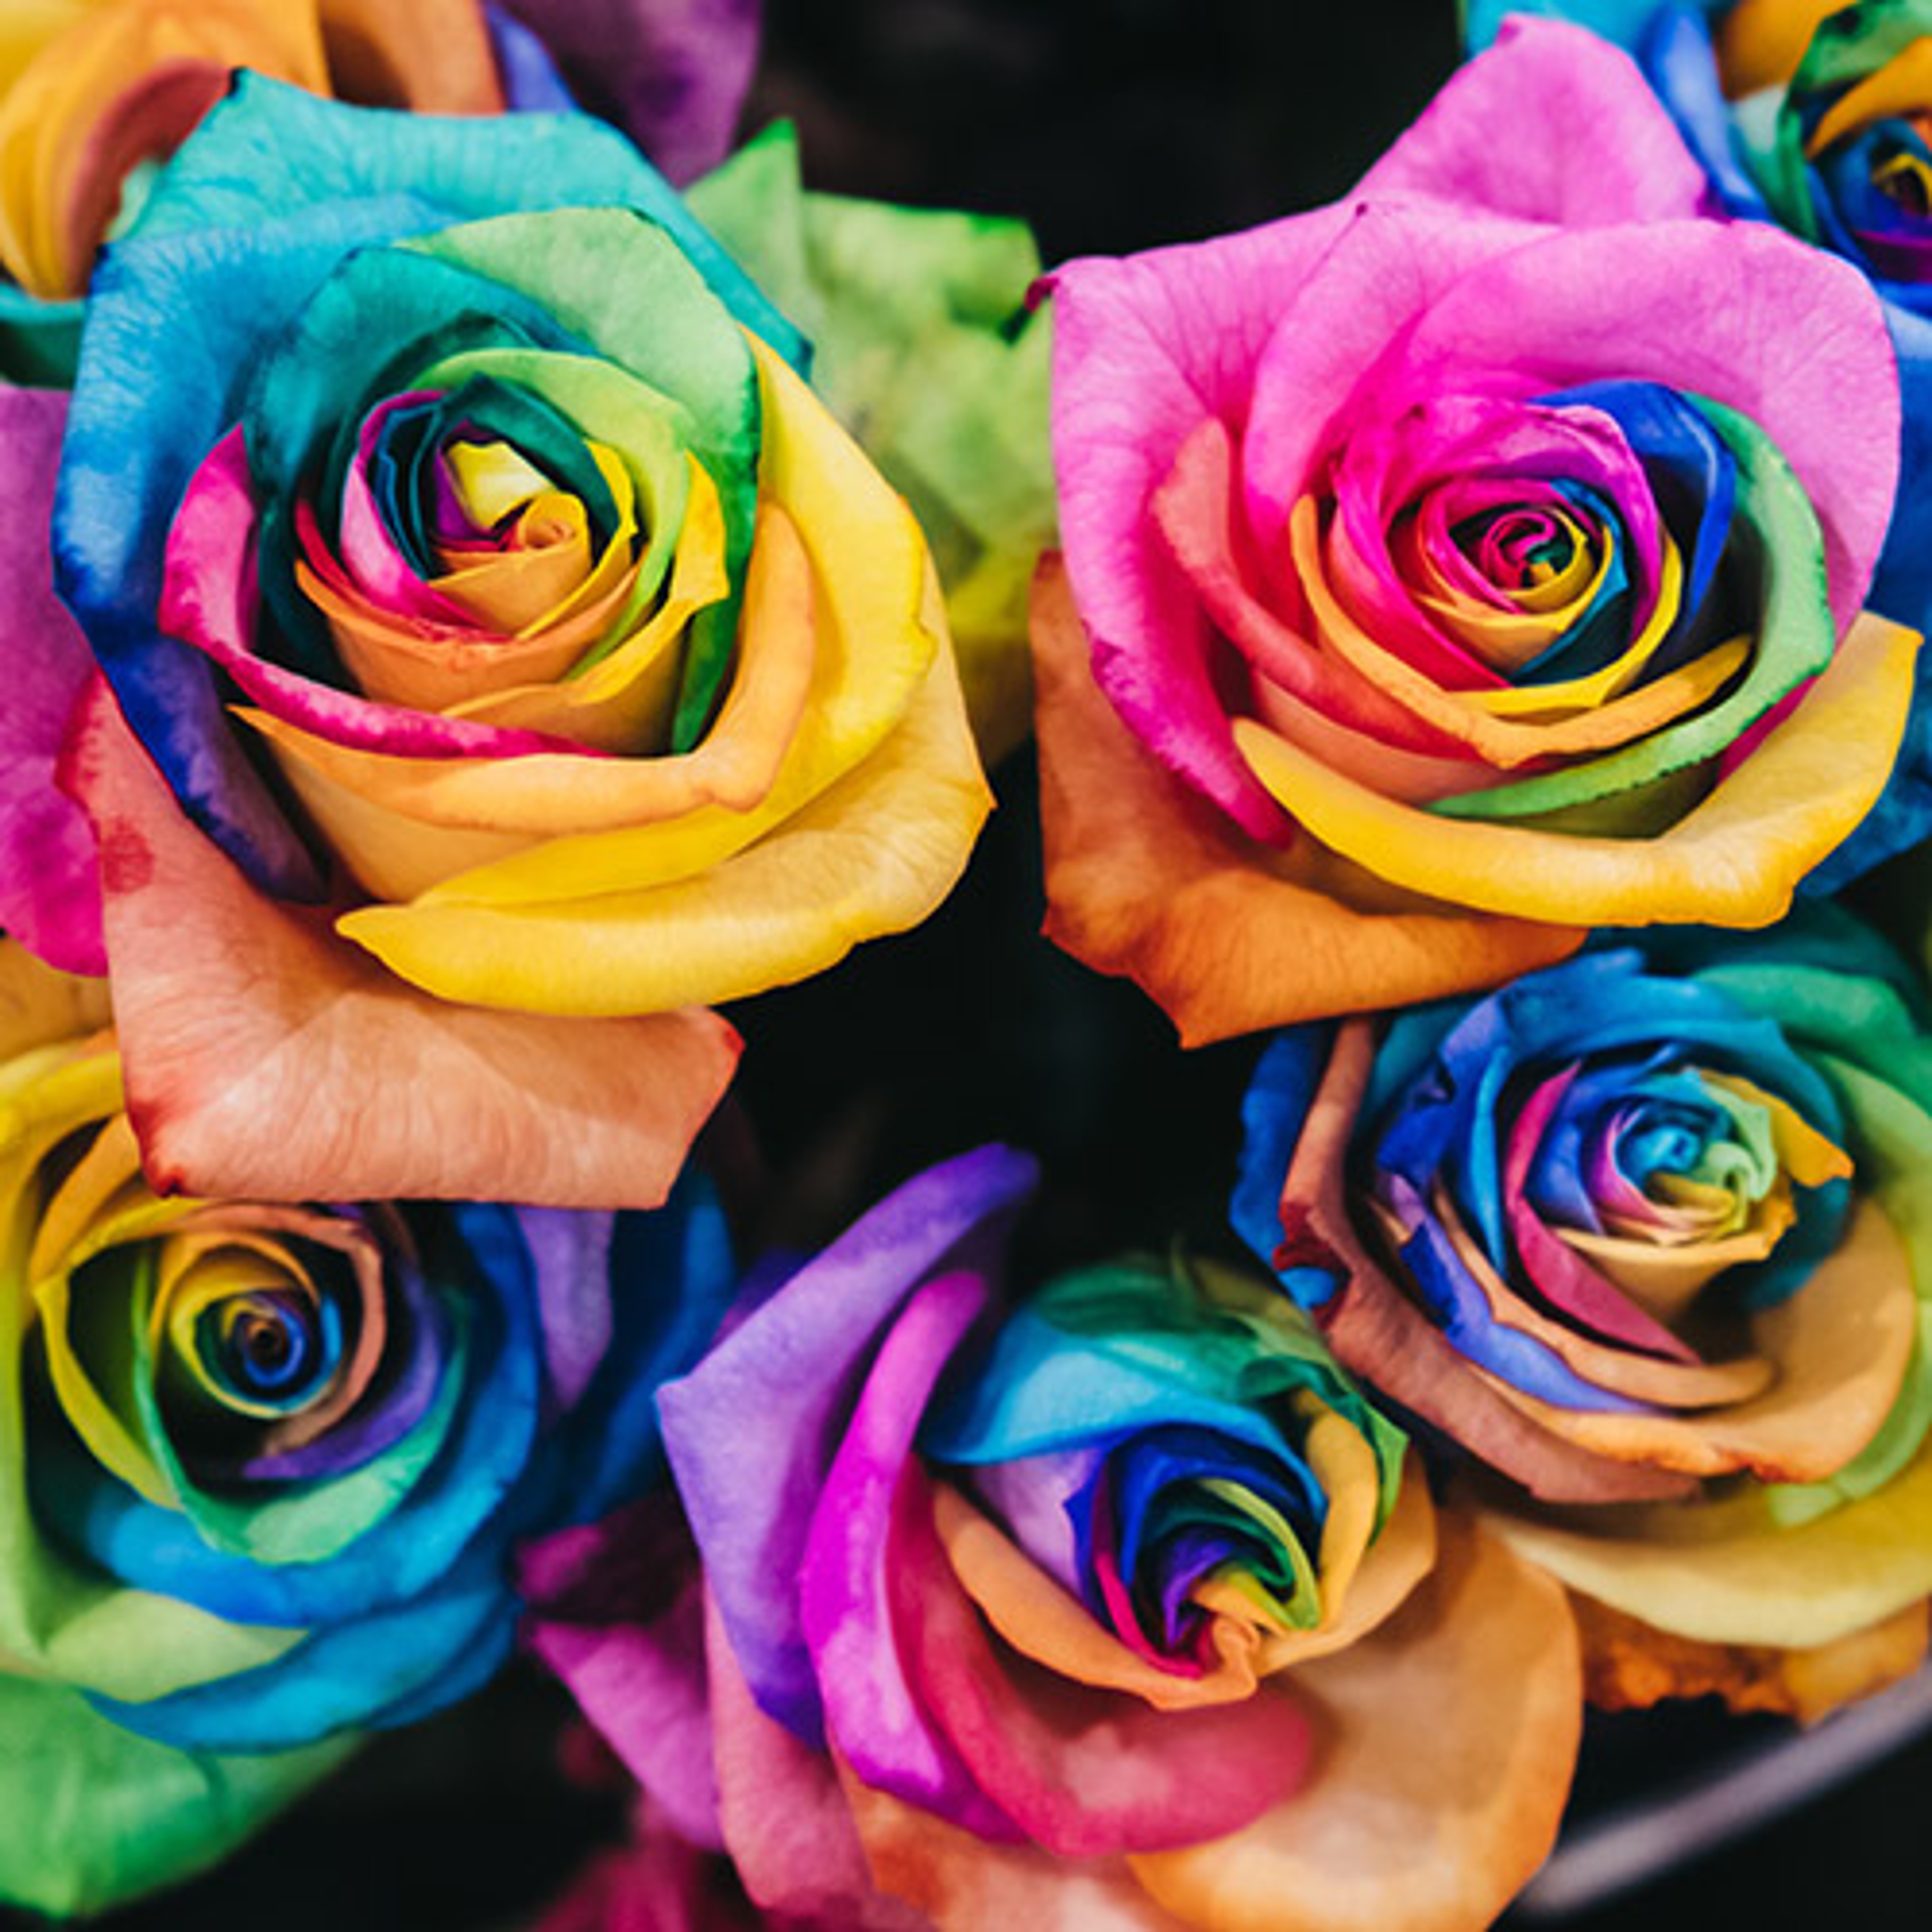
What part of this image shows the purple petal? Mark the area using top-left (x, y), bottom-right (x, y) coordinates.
top-left (657, 1146), bottom-right (1038, 1745)
top-left (516, 1207), bottom-right (618, 1413)
top-left (498, 0), bottom-right (761, 183)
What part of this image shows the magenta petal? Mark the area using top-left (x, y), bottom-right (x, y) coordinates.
top-left (0, 387), bottom-right (104, 975)
top-left (1360, 18), bottom-right (1709, 227)
top-left (529, 1573), bottom-right (723, 1850)
top-left (1237, 201), bottom-right (1559, 591)
top-left (1378, 220), bottom-right (1898, 635)
top-left (337, 392), bottom-right (473, 622)
top-left (520, 1498), bottom-right (722, 1848)
top-left (798, 1270), bottom-right (1018, 1841)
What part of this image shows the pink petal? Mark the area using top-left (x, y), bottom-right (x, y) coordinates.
top-left (706, 1592), bottom-right (926, 1932)
top-left (1374, 219), bottom-right (1897, 636)
top-left (1044, 202), bottom-right (1361, 843)
top-left (896, 1468), bottom-right (1313, 1859)
top-left (1359, 17), bottom-right (1710, 226)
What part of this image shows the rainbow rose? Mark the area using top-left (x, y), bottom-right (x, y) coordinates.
top-left (1035, 22), bottom-right (1916, 1045)
top-left (32, 75), bottom-right (993, 1207)
top-left (0, 0), bottom-right (759, 380)
top-left (1234, 904), bottom-right (1932, 1715)
top-left (542, 1150), bottom-right (1581, 1932)
top-left (0, 938), bottom-right (736, 1917)
top-left (1460, 4), bottom-right (1932, 876)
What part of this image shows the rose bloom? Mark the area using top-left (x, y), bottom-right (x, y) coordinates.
top-left (19, 76), bottom-right (993, 1207)
top-left (1234, 904), bottom-right (1932, 1719)
top-left (1461, 2), bottom-right (1932, 878)
top-left (535, 1150), bottom-right (1583, 1932)
top-left (0, 938), bottom-right (735, 1917)
top-left (0, 0), bottom-right (758, 378)
top-left (1034, 21), bottom-right (1917, 1045)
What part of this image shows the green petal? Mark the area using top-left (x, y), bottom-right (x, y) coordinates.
top-left (0, 1673), bottom-right (350, 1918)
top-left (690, 122), bottom-right (1057, 760)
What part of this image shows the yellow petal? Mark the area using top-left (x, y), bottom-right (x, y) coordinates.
top-left (1484, 1396), bottom-right (1932, 1651)
top-left (245, 493), bottom-right (816, 905)
top-left (1030, 556), bottom-right (1582, 1045)
top-left (0, 0), bottom-right (328, 295)
top-left (336, 602), bottom-right (992, 1014)
top-left (1234, 610), bottom-right (1921, 927)
top-left (1808, 41), bottom-right (1932, 156)
top-left (1717, 0), bottom-right (1846, 94)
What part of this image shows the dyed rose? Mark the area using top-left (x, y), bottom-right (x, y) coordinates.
top-left (0, 0), bottom-right (759, 381)
top-left (35, 76), bottom-right (992, 1206)
top-left (1233, 904), bottom-right (1932, 1714)
top-left (0, 937), bottom-right (735, 1918)
top-left (589, 1149), bottom-right (1582, 1932)
top-left (1460, 5), bottom-right (1932, 877)
top-left (1036, 23), bottom-right (1917, 1045)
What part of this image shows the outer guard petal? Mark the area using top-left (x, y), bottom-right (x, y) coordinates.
top-left (62, 683), bottom-right (739, 1207)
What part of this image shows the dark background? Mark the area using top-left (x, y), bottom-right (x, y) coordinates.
top-left (16, 2), bottom-right (1932, 1926)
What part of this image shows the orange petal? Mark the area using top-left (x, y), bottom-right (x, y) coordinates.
top-left (65, 681), bottom-right (739, 1206)
top-left (1716, 0), bottom-right (1846, 94)
top-left (1569, 1589), bottom-right (1929, 1725)
top-left (1031, 556), bottom-right (1582, 1046)
top-left (315, 0), bottom-right (502, 112)
top-left (1129, 1514), bottom-right (1581, 1932)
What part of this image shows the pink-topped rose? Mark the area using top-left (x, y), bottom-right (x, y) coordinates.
top-left (1036, 22), bottom-right (1917, 1045)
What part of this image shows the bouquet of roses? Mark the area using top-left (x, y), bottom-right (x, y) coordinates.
top-left (4, 2), bottom-right (1932, 1927)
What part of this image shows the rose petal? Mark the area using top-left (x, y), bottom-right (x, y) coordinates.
top-left (1232, 610), bottom-right (1921, 928)
top-left (334, 596), bottom-right (990, 1016)
top-left (0, 386), bottom-right (103, 974)
top-left (61, 681), bottom-right (739, 1206)
top-left (1129, 1514), bottom-right (1581, 1932)
top-left (497, 0), bottom-right (760, 184)
top-left (706, 1592), bottom-right (927, 1931)
top-left (1364, 18), bottom-right (1709, 225)
top-left (835, 1751), bottom-right (1185, 1932)
top-left (660, 1145), bottom-right (1038, 1742)
top-left (1479, 1195), bottom-right (1916, 1482)
top-left (895, 1469), bottom-right (1314, 1859)
top-left (1264, 1021), bottom-right (1694, 1504)
top-left (1570, 1588), bottom-right (1928, 1723)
